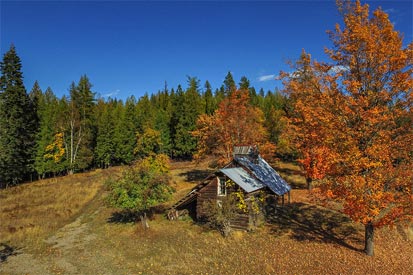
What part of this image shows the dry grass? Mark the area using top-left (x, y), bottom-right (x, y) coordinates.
top-left (90, 205), bottom-right (413, 275)
top-left (272, 160), bottom-right (307, 189)
top-left (167, 158), bottom-right (214, 208)
top-left (91, 159), bottom-right (412, 275)
top-left (1, 160), bottom-right (412, 275)
top-left (0, 167), bottom-right (122, 250)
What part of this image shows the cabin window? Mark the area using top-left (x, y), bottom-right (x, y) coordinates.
top-left (217, 177), bottom-right (226, 196)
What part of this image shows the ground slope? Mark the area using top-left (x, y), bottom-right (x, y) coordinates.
top-left (1, 162), bottom-right (412, 275)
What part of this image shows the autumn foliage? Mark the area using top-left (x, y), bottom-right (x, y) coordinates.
top-left (193, 89), bottom-right (275, 165)
top-left (281, 50), bottom-right (340, 189)
top-left (282, 0), bottom-right (413, 255)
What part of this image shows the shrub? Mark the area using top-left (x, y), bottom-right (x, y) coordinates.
top-left (105, 154), bottom-right (173, 227)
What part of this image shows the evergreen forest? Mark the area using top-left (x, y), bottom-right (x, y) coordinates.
top-left (0, 44), bottom-right (290, 186)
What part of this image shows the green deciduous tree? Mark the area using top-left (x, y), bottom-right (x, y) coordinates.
top-left (134, 127), bottom-right (163, 159)
top-left (105, 154), bottom-right (173, 227)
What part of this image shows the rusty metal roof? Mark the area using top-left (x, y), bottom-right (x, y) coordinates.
top-left (220, 167), bottom-right (265, 193)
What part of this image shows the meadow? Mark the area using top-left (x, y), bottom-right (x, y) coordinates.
top-left (1, 160), bottom-right (412, 275)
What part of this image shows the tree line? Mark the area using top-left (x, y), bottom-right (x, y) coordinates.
top-left (0, 48), bottom-right (289, 186)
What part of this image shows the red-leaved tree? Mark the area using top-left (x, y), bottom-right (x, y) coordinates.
top-left (282, 0), bottom-right (413, 256)
top-left (193, 89), bottom-right (275, 165)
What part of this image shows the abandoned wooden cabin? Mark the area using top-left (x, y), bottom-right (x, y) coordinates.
top-left (168, 146), bottom-right (291, 230)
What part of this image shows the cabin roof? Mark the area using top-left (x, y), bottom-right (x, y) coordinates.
top-left (234, 155), bottom-right (291, 196)
top-left (220, 167), bottom-right (265, 193)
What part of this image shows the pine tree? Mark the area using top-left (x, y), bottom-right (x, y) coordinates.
top-left (63, 76), bottom-right (96, 174)
top-left (239, 76), bottom-right (250, 91)
top-left (170, 78), bottom-right (203, 159)
top-left (215, 86), bottom-right (225, 105)
top-left (34, 87), bottom-right (66, 178)
top-left (29, 81), bottom-right (42, 116)
top-left (152, 88), bottom-right (172, 156)
top-left (223, 71), bottom-right (236, 95)
top-left (203, 80), bottom-right (216, 115)
top-left (95, 98), bottom-right (116, 168)
top-left (114, 96), bottom-right (138, 164)
top-left (136, 93), bottom-right (155, 132)
top-left (0, 45), bottom-right (37, 186)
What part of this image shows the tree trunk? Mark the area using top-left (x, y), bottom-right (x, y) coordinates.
top-left (306, 177), bottom-right (313, 191)
top-left (140, 212), bottom-right (149, 230)
top-left (364, 222), bottom-right (374, 256)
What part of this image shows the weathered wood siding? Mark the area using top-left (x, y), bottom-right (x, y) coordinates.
top-left (195, 176), bottom-right (259, 230)
top-left (191, 172), bottom-right (282, 230)
top-left (228, 186), bottom-right (251, 230)
top-left (230, 213), bottom-right (250, 230)
top-left (196, 177), bottom-right (219, 219)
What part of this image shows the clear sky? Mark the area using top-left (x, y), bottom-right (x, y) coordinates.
top-left (1, 0), bottom-right (412, 101)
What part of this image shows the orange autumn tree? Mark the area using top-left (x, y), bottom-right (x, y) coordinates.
top-left (283, 0), bottom-right (413, 256)
top-left (281, 50), bottom-right (340, 190)
top-left (193, 89), bottom-right (275, 165)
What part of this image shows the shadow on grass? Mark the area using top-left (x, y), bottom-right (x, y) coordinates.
top-left (107, 204), bottom-right (168, 224)
top-left (179, 169), bottom-right (212, 182)
top-left (272, 165), bottom-right (306, 189)
top-left (0, 243), bottom-right (21, 263)
top-left (267, 203), bottom-right (363, 252)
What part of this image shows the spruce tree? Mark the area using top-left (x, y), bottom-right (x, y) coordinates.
top-left (95, 98), bottom-right (116, 168)
top-left (0, 45), bottom-right (37, 186)
top-left (152, 88), bottom-right (172, 156)
top-left (223, 71), bottom-right (236, 95)
top-left (239, 76), bottom-right (250, 91)
top-left (63, 76), bottom-right (96, 173)
top-left (114, 96), bottom-right (138, 164)
top-left (203, 80), bottom-right (216, 115)
top-left (170, 78), bottom-right (202, 159)
top-left (33, 87), bottom-right (65, 178)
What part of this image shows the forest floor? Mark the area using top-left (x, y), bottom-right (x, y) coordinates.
top-left (1, 159), bottom-right (412, 275)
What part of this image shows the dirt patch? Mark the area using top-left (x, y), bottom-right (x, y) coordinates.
top-left (0, 210), bottom-right (99, 275)
top-left (0, 253), bottom-right (53, 275)
top-left (45, 214), bottom-right (96, 250)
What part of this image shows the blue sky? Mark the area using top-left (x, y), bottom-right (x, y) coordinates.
top-left (1, 1), bottom-right (412, 101)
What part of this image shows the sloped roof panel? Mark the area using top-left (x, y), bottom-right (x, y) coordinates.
top-left (234, 156), bottom-right (291, 196)
top-left (220, 167), bottom-right (265, 193)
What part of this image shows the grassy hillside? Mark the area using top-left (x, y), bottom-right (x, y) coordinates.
top-left (0, 161), bottom-right (412, 275)
top-left (0, 168), bottom-right (121, 250)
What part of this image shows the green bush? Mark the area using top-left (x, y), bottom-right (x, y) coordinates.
top-left (105, 154), bottom-right (173, 215)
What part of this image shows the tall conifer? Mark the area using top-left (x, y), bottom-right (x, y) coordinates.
top-left (0, 45), bottom-right (37, 185)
